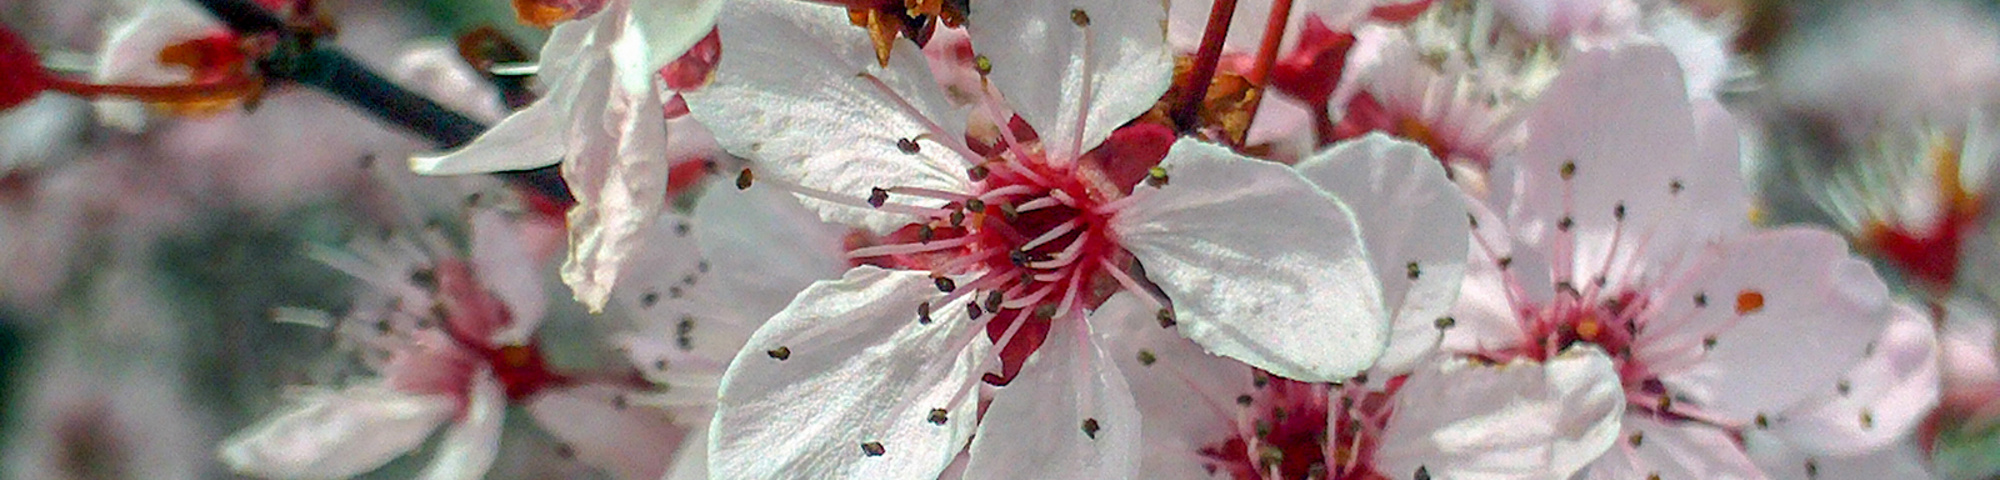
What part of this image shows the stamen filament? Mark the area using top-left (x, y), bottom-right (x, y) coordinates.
top-left (857, 72), bottom-right (984, 164)
top-left (1019, 218), bottom-right (1082, 252)
top-left (847, 236), bottom-right (977, 258)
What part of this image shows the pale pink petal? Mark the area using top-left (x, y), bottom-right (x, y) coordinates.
top-left (218, 384), bottom-right (454, 479)
top-left (1296, 133), bottom-right (1470, 378)
top-left (964, 315), bottom-right (1141, 480)
top-left (1765, 302), bottom-right (1939, 456)
top-left (1113, 138), bottom-right (1387, 383)
top-left (1580, 415), bottom-right (1761, 480)
top-left (558, 65), bottom-right (672, 312)
top-left (415, 372), bottom-right (506, 480)
top-left (471, 210), bottom-right (549, 345)
top-left (1373, 347), bottom-right (1624, 479)
top-left (1744, 432), bottom-right (1934, 480)
top-left (966, 0), bottom-right (1171, 161)
top-left (662, 423), bottom-right (711, 480)
top-left (709, 267), bottom-right (987, 479)
top-left (1643, 228), bottom-right (1892, 423)
top-left (691, 182), bottom-right (853, 326)
top-left (683, 0), bottom-right (971, 233)
top-left (528, 383), bottom-right (685, 480)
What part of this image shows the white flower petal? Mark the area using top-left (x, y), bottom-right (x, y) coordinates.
top-left (1113, 138), bottom-right (1388, 382)
top-left (1095, 292), bottom-right (1257, 480)
top-left (1373, 347), bottom-right (1624, 480)
top-left (391, 41), bottom-right (509, 124)
top-left (408, 10), bottom-right (605, 175)
top-left (965, 314), bottom-right (1141, 480)
top-left (612, 0), bottom-right (727, 95)
top-left (1644, 228), bottom-right (1892, 422)
top-left (218, 384), bottom-right (453, 479)
top-left (684, 0), bottom-right (971, 234)
top-left (1745, 432), bottom-right (1934, 480)
top-left (709, 266), bottom-right (987, 480)
top-left (1766, 302), bottom-right (1939, 456)
top-left (693, 182), bottom-right (853, 325)
top-left (1580, 415), bottom-right (1761, 480)
top-left (1296, 133), bottom-right (1470, 379)
top-left (528, 383), bottom-right (684, 480)
top-left (471, 210), bottom-right (549, 345)
top-left (663, 422), bottom-right (712, 480)
top-left (415, 373), bottom-right (506, 480)
top-left (967, 0), bottom-right (1171, 161)
top-left (1509, 43), bottom-right (1748, 288)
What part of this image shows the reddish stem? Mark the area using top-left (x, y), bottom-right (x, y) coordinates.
top-left (1238, 0), bottom-right (1295, 137)
top-left (46, 77), bottom-right (260, 104)
top-left (1170, 0), bottom-right (1238, 132)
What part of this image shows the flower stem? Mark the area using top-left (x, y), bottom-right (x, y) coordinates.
top-left (186, 0), bottom-right (571, 203)
top-left (1236, 0), bottom-right (1294, 141)
top-left (1170, 0), bottom-right (1238, 132)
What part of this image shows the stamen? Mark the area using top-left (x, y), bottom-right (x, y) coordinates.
top-left (856, 72), bottom-right (984, 163)
top-left (846, 235), bottom-right (977, 259)
top-left (1015, 196), bottom-right (1062, 213)
top-left (1101, 257), bottom-right (1167, 311)
top-left (1026, 235), bottom-right (1089, 269)
top-left (1018, 218), bottom-right (1083, 252)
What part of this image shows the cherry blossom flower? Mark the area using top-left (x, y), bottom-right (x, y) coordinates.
top-left (410, 0), bottom-right (725, 312)
top-left (219, 209), bottom-right (679, 480)
top-left (681, 0), bottom-right (1446, 477)
top-left (1445, 42), bottom-right (1930, 478)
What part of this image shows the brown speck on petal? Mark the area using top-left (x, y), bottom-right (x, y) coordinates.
top-left (767, 346), bottom-right (792, 360)
top-left (861, 441), bottom-right (886, 456)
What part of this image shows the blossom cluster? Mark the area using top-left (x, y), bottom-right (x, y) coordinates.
top-left (0, 0), bottom-right (1995, 479)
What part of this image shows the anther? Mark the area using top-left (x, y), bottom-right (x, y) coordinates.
top-left (767, 346), bottom-right (792, 360)
top-left (1405, 261), bottom-right (1422, 280)
top-left (641, 291), bottom-right (660, 308)
top-left (1080, 418), bottom-right (1100, 439)
top-left (1669, 179), bottom-right (1685, 194)
top-left (973, 55), bottom-right (992, 75)
top-left (868, 187), bottom-right (890, 208)
top-left (736, 168), bottom-right (754, 189)
top-left (1414, 466), bottom-right (1431, 480)
top-left (1694, 292), bottom-right (1708, 307)
top-left (950, 210), bottom-right (966, 226)
top-left (964, 198), bottom-right (985, 213)
top-left (1236, 394), bottom-right (1254, 406)
top-left (861, 442), bottom-right (886, 456)
top-left (967, 302), bottom-right (984, 320)
top-left (927, 409), bottom-right (949, 425)
top-left (1146, 166), bottom-right (1170, 187)
top-left (1755, 414), bottom-right (1770, 428)
top-left (967, 165), bottom-right (990, 181)
top-left (1557, 216), bottom-right (1574, 231)
top-left (983, 290), bottom-right (1004, 313)
top-left (1069, 9), bottom-right (1091, 26)
top-left (1497, 256), bottom-right (1514, 269)
top-left (896, 137), bottom-right (921, 154)
top-left (918, 225), bottom-right (935, 243)
top-left (1434, 316), bottom-right (1456, 330)
top-left (934, 276), bottom-right (957, 293)
top-left (1156, 308), bottom-right (1177, 328)
top-left (1010, 249), bottom-right (1032, 266)
top-left (999, 202), bottom-right (1019, 221)
top-left (1560, 161), bottom-right (1577, 180)
top-left (1137, 349), bottom-right (1157, 366)
top-left (1613, 202), bottom-right (1627, 221)
top-left (676, 317), bottom-right (695, 350)
top-left (917, 302), bottom-right (933, 324)
top-left (1628, 432), bottom-right (1644, 447)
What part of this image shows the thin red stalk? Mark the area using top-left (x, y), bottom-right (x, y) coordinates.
top-left (1238, 0), bottom-right (1295, 137)
top-left (46, 77), bottom-right (260, 103)
top-left (1170, 0), bottom-right (1238, 132)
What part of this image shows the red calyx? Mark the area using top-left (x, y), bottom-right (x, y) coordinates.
top-left (1868, 214), bottom-right (1976, 292)
top-left (661, 28), bottom-right (722, 91)
top-left (1267, 15), bottom-right (1356, 110)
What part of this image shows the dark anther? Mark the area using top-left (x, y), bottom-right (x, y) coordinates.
top-left (1755, 414), bottom-right (1770, 428)
top-left (410, 268), bottom-right (439, 289)
top-left (641, 291), bottom-right (661, 308)
top-left (675, 222), bottom-right (691, 237)
top-left (917, 302), bottom-right (933, 325)
top-left (1434, 316), bottom-right (1456, 330)
top-left (1557, 216), bottom-right (1575, 231)
top-left (934, 276), bottom-right (957, 293)
top-left (861, 442), bottom-right (886, 456)
top-left (1081, 418), bottom-right (1101, 439)
top-left (676, 317), bottom-right (695, 350)
top-left (999, 202), bottom-right (1019, 221)
top-left (983, 290), bottom-right (1004, 313)
top-left (918, 225), bottom-right (935, 244)
top-left (1156, 308), bottom-right (1177, 328)
top-left (767, 346), bottom-right (792, 360)
top-left (1628, 432), bottom-right (1644, 447)
top-left (1414, 466), bottom-right (1432, 480)
top-left (1405, 261), bottom-right (1422, 280)
top-left (868, 187), bottom-right (890, 208)
top-left (1860, 410), bottom-right (1873, 429)
top-left (736, 168), bottom-right (755, 190)
top-left (1613, 202), bottom-right (1627, 221)
top-left (1669, 179), bottom-right (1685, 194)
top-left (1069, 8), bottom-right (1091, 26)
top-left (928, 409), bottom-right (949, 425)
top-left (697, 260), bottom-right (711, 273)
top-left (967, 302), bottom-right (984, 320)
top-left (1702, 336), bottom-right (1717, 350)
top-left (669, 286), bottom-right (685, 299)
top-left (965, 198), bottom-right (985, 213)
top-left (897, 137), bottom-right (921, 154)
top-left (950, 210), bottom-right (966, 226)
top-left (1837, 380), bottom-right (1851, 395)
top-left (1694, 292), bottom-right (1708, 307)
top-left (1146, 166), bottom-right (1170, 187)
top-left (967, 164), bottom-right (990, 181)
top-left (1137, 349), bottom-right (1157, 366)
top-left (1497, 256), bottom-right (1514, 269)
top-left (1559, 161), bottom-right (1577, 180)
top-left (1010, 249), bottom-right (1033, 266)
top-left (1468, 213), bottom-right (1479, 228)
top-left (1236, 394), bottom-right (1254, 406)
top-left (974, 55), bottom-right (992, 75)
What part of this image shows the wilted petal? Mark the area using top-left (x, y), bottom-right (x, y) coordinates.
top-left (1114, 138), bottom-right (1387, 383)
top-left (558, 65), bottom-right (672, 312)
top-left (709, 267), bottom-right (987, 480)
top-left (1296, 133), bottom-right (1470, 378)
top-left (685, 0), bottom-right (971, 233)
top-left (218, 384), bottom-right (453, 479)
top-left (1373, 347), bottom-right (1624, 479)
top-left (965, 315), bottom-right (1141, 480)
top-left (966, 0), bottom-right (1171, 161)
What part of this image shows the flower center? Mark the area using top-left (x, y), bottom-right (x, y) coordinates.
top-left (1199, 377), bottom-right (1398, 480)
